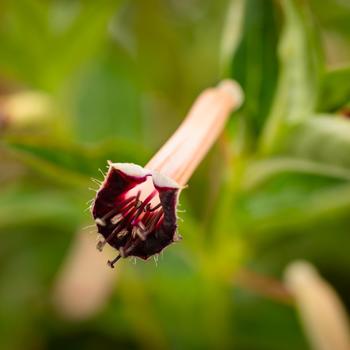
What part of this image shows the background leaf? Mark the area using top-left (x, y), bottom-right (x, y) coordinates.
top-left (230, 0), bottom-right (280, 138)
top-left (2, 136), bottom-right (149, 187)
top-left (317, 66), bottom-right (350, 112)
top-left (282, 115), bottom-right (350, 170)
top-left (260, 0), bottom-right (323, 153)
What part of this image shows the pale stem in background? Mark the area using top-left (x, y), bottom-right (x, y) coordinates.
top-left (0, 91), bottom-right (52, 128)
top-left (53, 230), bottom-right (116, 320)
top-left (284, 260), bottom-right (350, 350)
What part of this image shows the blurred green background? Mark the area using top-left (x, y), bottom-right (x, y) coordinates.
top-left (1, 0), bottom-right (350, 349)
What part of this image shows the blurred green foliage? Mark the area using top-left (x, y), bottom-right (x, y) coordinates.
top-left (1, 0), bottom-right (350, 349)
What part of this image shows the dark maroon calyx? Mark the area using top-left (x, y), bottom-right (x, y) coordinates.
top-left (91, 163), bottom-right (181, 267)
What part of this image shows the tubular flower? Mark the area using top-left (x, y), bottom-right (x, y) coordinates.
top-left (91, 80), bottom-right (243, 267)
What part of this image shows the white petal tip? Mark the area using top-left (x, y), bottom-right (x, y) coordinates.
top-left (109, 162), bottom-right (149, 178)
top-left (151, 170), bottom-right (180, 189)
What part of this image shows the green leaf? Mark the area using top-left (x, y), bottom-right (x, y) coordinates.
top-left (237, 172), bottom-right (350, 234)
top-left (0, 183), bottom-right (82, 229)
top-left (229, 0), bottom-right (280, 137)
top-left (260, 0), bottom-right (323, 153)
top-left (243, 157), bottom-right (350, 190)
top-left (69, 51), bottom-right (143, 144)
top-left (252, 217), bottom-right (350, 276)
top-left (249, 115), bottom-right (350, 190)
top-left (283, 115), bottom-right (350, 170)
top-left (309, 0), bottom-right (350, 40)
top-left (220, 0), bottom-right (245, 77)
top-left (317, 66), bottom-right (350, 112)
top-left (2, 136), bottom-right (149, 187)
top-left (44, 0), bottom-right (120, 90)
top-left (0, 183), bottom-right (80, 350)
top-left (0, 0), bottom-right (51, 86)
top-left (0, 0), bottom-right (120, 90)
top-left (232, 291), bottom-right (309, 350)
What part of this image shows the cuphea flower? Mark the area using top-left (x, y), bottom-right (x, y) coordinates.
top-left (92, 80), bottom-right (243, 267)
